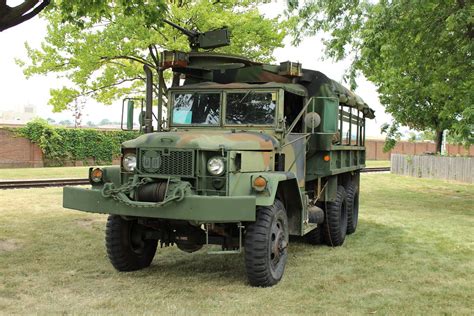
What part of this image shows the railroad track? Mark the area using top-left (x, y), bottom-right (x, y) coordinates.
top-left (0, 178), bottom-right (89, 190)
top-left (0, 167), bottom-right (391, 190)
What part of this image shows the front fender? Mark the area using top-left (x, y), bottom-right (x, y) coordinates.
top-left (101, 166), bottom-right (121, 186)
top-left (228, 171), bottom-right (300, 206)
top-left (229, 171), bottom-right (304, 235)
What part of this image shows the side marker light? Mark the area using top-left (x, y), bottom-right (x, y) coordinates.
top-left (253, 176), bottom-right (267, 192)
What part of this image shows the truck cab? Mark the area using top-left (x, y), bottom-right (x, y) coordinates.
top-left (63, 25), bottom-right (375, 287)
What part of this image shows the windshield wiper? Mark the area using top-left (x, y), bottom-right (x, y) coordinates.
top-left (237, 90), bottom-right (254, 105)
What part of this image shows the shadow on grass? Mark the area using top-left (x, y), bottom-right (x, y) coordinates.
top-left (6, 213), bottom-right (450, 289)
top-left (146, 250), bottom-right (247, 284)
top-left (121, 220), bottom-right (416, 286)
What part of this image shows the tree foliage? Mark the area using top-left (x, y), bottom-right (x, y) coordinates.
top-left (0, 0), bottom-right (168, 32)
top-left (289, 0), bottom-right (474, 150)
top-left (50, 0), bottom-right (167, 29)
top-left (19, 1), bottom-right (287, 112)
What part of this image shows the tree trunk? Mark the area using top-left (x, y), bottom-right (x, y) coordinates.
top-left (434, 130), bottom-right (443, 154)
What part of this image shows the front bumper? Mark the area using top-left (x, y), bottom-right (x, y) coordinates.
top-left (63, 186), bottom-right (256, 223)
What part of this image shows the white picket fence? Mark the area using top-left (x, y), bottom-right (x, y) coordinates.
top-left (391, 154), bottom-right (474, 183)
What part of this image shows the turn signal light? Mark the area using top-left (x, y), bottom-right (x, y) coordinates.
top-left (90, 168), bottom-right (103, 183)
top-left (253, 176), bottom-right (267, 192)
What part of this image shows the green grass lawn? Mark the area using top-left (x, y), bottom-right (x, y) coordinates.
top-left (0, 174), bottom-right (472, 314)
top-left (0, 166), bottom-right (92, 180)
top-left (365, 160), bottom-right (390, 168)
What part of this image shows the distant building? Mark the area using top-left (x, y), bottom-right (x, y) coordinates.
top-left (0, 104), bottom-right (37, 125)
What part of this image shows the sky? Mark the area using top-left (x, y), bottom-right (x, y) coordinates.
top-left (0, 1), bottom-right (392, 137)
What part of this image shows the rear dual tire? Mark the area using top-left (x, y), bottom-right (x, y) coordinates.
top-left (305, 225), bottom-right (324, 245)
top-left (346, 182), bottom-right (359, 235)
top-left (322, 185), bottom-right (348, 247)
top-left (306, 182), bottom-right (359, 247)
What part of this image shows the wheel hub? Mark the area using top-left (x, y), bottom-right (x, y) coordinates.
top-left (270, 220), bottom-right (286, 266)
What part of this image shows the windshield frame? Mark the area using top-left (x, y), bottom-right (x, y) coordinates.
top-left (168, 88), bottom-right (280, 129)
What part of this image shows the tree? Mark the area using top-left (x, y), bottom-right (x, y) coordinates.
top-left (19, 1), bottom-right (287, 113)
top-left (420, 130), bottom-right (436, 143)
top-left (58, 119), bottom-right (72, 126)
top-left (0, 0), bottom-right (49, 32)
top-left (48, 1), bottom-right (166, 29)
top-left (408, 132), bottom-right (418, 143)
top-left (99, 119), bottom-right (111, 126)
top-left (69, 98), bottom-right (85, 128)
top-left (289, 0), bottom-right (474, 152)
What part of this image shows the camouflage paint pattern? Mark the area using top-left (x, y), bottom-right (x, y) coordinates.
top-left (282, 133), bottom-right (307, 188)
top-left (123, 131), bottom-right (277, 151)
top-left (63, 51), bottom-right (375, 236)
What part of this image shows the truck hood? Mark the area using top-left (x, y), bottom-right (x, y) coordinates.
top-left (123, 131), bottom-right (278, 151)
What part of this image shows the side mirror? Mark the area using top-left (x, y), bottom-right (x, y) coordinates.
top-left (305, 112), bottom-right (321, 133)
top-left (126, 100), bottom-right (134, 130)
top-left (138, 111), bottom-right (146, 128)
top-left (121, 98), bottom-right (144, 131)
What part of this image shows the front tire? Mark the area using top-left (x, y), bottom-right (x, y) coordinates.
top-left (245, 200), bottom-right (289, 287)
top-left (105, 215), bottom-right (157, 271)
top-left (322, 185), bottom-right (348, 247)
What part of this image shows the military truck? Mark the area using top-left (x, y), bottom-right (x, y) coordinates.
top-left (63, 23), bottom-right (375, 287)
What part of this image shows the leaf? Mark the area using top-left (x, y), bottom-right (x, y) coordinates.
top-left (289, 0), bottom-right (474, 146)
top-left (20, 1), bottom-right (288, 111)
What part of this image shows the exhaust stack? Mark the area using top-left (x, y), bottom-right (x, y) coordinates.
top-left (143, 65), bottom-right (154, 134)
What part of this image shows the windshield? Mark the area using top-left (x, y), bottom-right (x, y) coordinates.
top-left (172, 92), bottom-right (220, 125)
top-left (226, 91), bottom-right (276, 125)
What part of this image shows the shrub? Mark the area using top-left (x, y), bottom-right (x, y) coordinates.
top-left (16, 119), bottom-right (138, 166)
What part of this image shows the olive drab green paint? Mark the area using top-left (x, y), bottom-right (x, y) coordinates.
top-left (126, 100), bottom-right (134, 130)
top-left (63, 48), bottom-right (374, 237)
top-left (61, 23), bottom-right (377, 287)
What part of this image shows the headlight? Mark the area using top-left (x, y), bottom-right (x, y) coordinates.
top-left (122, 153), bottom-right (137, 172)
top-left (207, 156), bottom-right (225, 176)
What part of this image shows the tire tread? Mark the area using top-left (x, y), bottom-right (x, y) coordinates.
top-left (245, 200), bottom-right (288, 287)
top-left (322, 185), bottom-right (348, 247)
top-left (346, 182), bottom-right (359, 235)
top-left (105, 215), bottom-right (157, 272)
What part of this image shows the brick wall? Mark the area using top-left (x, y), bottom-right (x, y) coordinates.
top-left (0, 129), bottom-right (43, 168)
top-left (0, 128), bottom-right (472, 168)
top-left (366, 139), bottom-right (474, 160)
top-left (0, 128), bottom-right (122, 168)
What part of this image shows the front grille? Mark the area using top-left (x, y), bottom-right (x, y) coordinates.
top-left (140, 149), bottom-right (194, 177)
